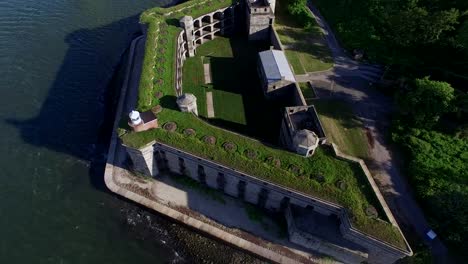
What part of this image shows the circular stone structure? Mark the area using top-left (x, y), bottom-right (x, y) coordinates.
top-left (222, 142), bottom-right (237, 152)
top-left (163, 122), bottom-right (177, 132)
top-left (176, 93), bottom-right (198, 116)
top-left (365, 206), bottom-right (378, 218)
top-left (314, 174), bottom-right (325, 184)
top-left (203, 135), bottom-right (216, 145)
top-left (337, 180), bottom-right (347, 190)
top-left (289, 165), bottom-right (301, 175)
top-left (244, 149), bottom-right (257, 159)
top-left (266, 157), bottom-right (281, 168)
top-left (151, 105), bottom-right (163, 114)
top-left (183, 128), bottom-right (196, 136)
top-left (155, 91), bottom-right (163, 99)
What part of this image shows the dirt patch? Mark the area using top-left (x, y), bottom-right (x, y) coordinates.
top-left (222, 142), bottom-right (237, 152)
top-left (203, 135), bottom-right (217, 145)
top-left (163, 122), bottom-right (177, 132)
top-left (183, 128), bottom-right (196, 137)
top-left (266, 157), bottom-right (281, 168)
top-left (151, 105), bottom-right (162, 115)
top-left (244, 149), bottom-right (258, 159)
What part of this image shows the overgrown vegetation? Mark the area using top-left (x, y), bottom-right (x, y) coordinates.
top-left (392, 75), bottom-right (468, 258)
top-left (314, 100), bottom-right (369, 159)
top-left (122, 109), bottom-right (405, 247)
top-left (274, 0), bottom-right (333, 74)
top-left (313, 0), bottom-right (467, 80)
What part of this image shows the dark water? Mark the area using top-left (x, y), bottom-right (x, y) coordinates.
top-left (0, 1), bottom-right (261, 263)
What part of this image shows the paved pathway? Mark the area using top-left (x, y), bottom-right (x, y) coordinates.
top-left (306, 2), bottom-right (449, 261)
top-left (297, 3), bottom-right (384, 84)
top-left (203, 63), bottom-right (211, 84)
top-left (206, 91), bottom-right (214, 118)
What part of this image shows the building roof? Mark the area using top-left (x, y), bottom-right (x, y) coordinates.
top-left (259, 50), bottom-right (296, 84)
top-left (293, 129), bottom-right (318, 148)
top-left (176, 93), bottom-right (196, 105)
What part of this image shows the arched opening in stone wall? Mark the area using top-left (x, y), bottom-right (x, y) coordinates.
top-left (178, 157), bottom-right (187, 176)
top-left (197, 164), bottom-right (206, 184)
top-left (213, 11), bottom-right (224, 21)
top-left (257, 188), bottom-right (269, 208)
top-left (280, 197), bottom-right (290, 212)
top-left (237, 180), bottom-right (246, 200)
top-left (217, 172), bottom-right (226, 191)
top-left (203, 35), bottom-right (211, 42)
top-left (193, 19), bottom-right (201, 29)
top-left (201, 15), bottom-right (211, 26)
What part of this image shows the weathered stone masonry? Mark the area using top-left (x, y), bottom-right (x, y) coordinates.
top-left (125, 141), bottom-right (412, 263)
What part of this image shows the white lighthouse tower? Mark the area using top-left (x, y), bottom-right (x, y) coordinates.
top-left (129, 110), bottom-right (143, 126)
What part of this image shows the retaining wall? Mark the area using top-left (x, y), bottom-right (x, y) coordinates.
top-left (270, 27), bottom-right (283, 50)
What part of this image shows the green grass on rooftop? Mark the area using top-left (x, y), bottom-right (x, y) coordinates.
top-left (274, 0), bottom-right (333, 74)
top-left (120, 0), bottom-right (407, 249)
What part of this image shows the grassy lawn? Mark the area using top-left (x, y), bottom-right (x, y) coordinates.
top-left (274, 0), bottom-right (333, 74)
top-left (182, 56), bottom-right (208, 116)
top-left (212, 90), bottom-right (246, 125)
top-left (313, 99), bottom-right (369, 159)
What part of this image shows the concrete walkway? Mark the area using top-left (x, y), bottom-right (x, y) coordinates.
top-left (206, 91), bottom-right (214, 118)
top-left (306, 1), bottom-right (449, 261)
top-left (203, 63), bottom-right (211, 84)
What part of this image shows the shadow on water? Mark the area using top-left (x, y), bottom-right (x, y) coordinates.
top-left (5, 15), bottom-right (145, 192)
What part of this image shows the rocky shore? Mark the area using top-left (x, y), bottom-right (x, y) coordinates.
top-left (118, 202), bottom-right (267, 263)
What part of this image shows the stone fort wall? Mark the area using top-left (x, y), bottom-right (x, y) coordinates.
top-left (124, 141), bottom-right (412, 263)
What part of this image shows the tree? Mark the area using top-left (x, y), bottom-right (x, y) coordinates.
top-left (398, 77), bottom-right (455, 128)
top-left (456, 19), bottom-right (468, 52)
top-left (383, 5), bottom-right (459, 47)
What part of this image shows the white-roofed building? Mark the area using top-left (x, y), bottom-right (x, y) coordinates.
top-left (258, 49), bottom-right (296, 95)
